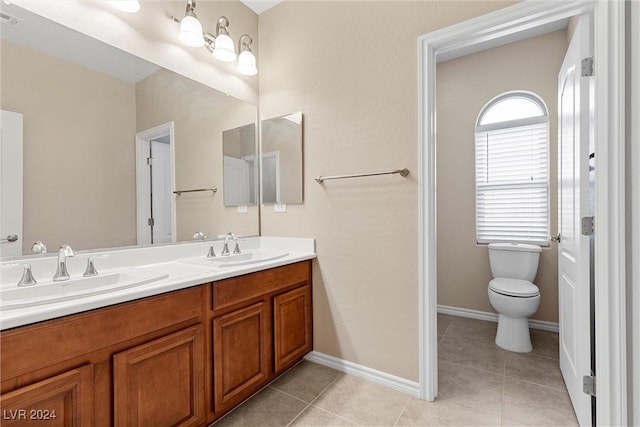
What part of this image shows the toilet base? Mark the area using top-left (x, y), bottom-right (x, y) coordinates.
top-left (495, 314), bottom-right (532, 353)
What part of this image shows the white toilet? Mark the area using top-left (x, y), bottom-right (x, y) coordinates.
top-left (487, 243), bottom-right (541, 352)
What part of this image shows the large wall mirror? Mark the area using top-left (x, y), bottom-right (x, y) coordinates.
top-left (0, 4), bottom-right (259, 257)
top-left (261, 112), bottom-right (303, 204)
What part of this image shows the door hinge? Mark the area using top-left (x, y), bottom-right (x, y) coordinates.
top-left (583, 375), bottom-right (596, 396)
top-left (551, 233), bottom-right (561, 243)
top-left (146, 157), bottom-right (153, 166)
top-left (581, 57), bottom-right (594, 77)
top-left (581, 216), bottom-right (595, 236)
top-left (147, 217), bottom-right (154, 227)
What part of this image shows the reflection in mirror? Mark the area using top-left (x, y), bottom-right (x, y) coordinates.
top-left (223, 124), bottom-right (257, 207)
top-left (261, 112), bottom-right (303, 204)
top-left (0, 4), bottom-right (258, 257)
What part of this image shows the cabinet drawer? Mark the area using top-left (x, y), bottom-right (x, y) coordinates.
top-left (213, 261), bottom-right (310, 311)
top-left (1, 287), bottom-right (204, 379)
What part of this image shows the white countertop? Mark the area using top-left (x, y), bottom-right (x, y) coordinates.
top-left (0, 237), bottom-right (315, 330)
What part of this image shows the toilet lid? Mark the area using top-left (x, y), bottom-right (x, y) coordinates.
top-left (489, 278), bottom-right (540, 297)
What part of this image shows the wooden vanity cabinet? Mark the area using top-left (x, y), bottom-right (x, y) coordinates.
top-left (0, 364), bottom-right (94, 426)
top-left (212, 301), bottom-right (270, 414)
top-left (0, 260), bottom-right (313, 427)
top-left (0, 286), bottom-right (206, 427)
top-left (274, 284), bottom-right (312, 374)
top-left (210, 260), bottom-right (313, 419)
top-left (113, 325), bottom-right (205, 426)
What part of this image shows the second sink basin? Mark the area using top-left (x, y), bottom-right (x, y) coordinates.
top-left (0, 270), bottom-right (169, 310)
top-left (180, 250), bottom-right (289, 268)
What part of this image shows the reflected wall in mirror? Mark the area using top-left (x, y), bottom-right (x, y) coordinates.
top-left (222, 124), bottom-right (257, 207)
top-left (261, 112), bottom-right (303, 204)
top-left (0, 4), bottom-right (259, 256)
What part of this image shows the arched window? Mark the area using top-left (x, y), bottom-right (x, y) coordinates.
top-left (475, 91), bottom-right (549, 245)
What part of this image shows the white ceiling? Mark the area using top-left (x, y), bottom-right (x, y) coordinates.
top-left (0, 4), bottom-right (160, 83)
top-left (240, 0), bottom-right (283, 15)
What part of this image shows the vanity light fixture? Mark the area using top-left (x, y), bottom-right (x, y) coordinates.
top-left (208, 17), bottom-right (236, 62)
top-left (178, 0), bottom-right (205, 47)
top-left (236, 34), bottom-right (257, 76)
top-left (109, 0), bottom-right (141, 13)
top-left (172, 0), bottom-right (257, 75)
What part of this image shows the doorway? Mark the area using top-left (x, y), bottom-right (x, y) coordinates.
top-left (135, 122), bottom-right (176, 245)
top-left (417, 2), bottom-right (627, 426)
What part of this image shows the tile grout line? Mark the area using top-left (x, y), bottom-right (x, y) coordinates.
top-left (439, 356), bottom-right (506, 377)
top-left (503, 375), bottom-right (571, 393)
top-left (267, 385), bottom-right (315, 406)
top-left (306, 372), bottom-right (343, 406)
top-left (284, 402), bottom-right (311, 427)
top-left (392, 397), bottom-right (411, 427)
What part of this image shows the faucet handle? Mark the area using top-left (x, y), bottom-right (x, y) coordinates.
top-left (221, 242), bottom-right (230, 256)
top-left (31, 241), bottom-right (47, 254)
top-left (233, 239), bottom-right (241, 254)
top-left (207, 244), bottom-right (216, 258)
top-left (17, 264), bottom-right (37, 287)
top-left (84, 254), bottom-right (108, 277)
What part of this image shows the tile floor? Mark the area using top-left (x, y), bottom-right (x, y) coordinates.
top-left (212, 314), bottom-right (579, 427)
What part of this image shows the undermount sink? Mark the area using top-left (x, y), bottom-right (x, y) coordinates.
top-left (0, 270), bottom-right (169, 310)
top-left (180, 250), bottom-right (289, 268)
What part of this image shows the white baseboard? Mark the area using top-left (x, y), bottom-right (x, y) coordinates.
top-left (304, 351), bottom-right (421, 398)
top-left (437, 304), bottom-right (559, 333)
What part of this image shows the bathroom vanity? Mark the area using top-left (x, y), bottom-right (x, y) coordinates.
top-left (0, 238), bottom-right (314, 426)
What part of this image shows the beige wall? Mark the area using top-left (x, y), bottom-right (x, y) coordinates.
top-left (0, 40), bottom-right (138, 252)
top-left (14, 0), bottom-right (259, 104)
top-left (136, 69), bottom-right (258, 240)
top-left (436, 30), bottom-right (568, 323)
top-left (258, 1), bottom-right (516, 382)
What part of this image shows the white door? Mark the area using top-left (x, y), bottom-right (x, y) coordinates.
top-left (223, 156), bottom-right (250, 206)
top-left (135, 123), bottom-right (175, 245)
top-left (150, 140), bottom-right (173, 244)
top-left (261, 151), bottom-right (280, 204)
top-left (558, 15), bottom-right (592, 426)
top-left (0, 111), bottom-right (23, 258)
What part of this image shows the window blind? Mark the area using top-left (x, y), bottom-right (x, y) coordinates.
top-left (475, 121), bottom-right (549, 245)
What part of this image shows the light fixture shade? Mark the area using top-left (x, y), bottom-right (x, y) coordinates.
top-left (213, 33), bottom-right (236, 62)
top-left (237, 50), bottom-right (257, 76)
top-left (109, 0), bottom-right (140, 13)
top-left (179, 14), bottom-right (205, 47)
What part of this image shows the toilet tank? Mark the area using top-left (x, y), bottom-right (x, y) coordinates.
top-left (488, 243), bottom-right (542, 281)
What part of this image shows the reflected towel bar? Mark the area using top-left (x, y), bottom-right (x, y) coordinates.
top-left (173, 186), bottom-right (217, 196)
top-left (315, 168), bottom-right (409, 184)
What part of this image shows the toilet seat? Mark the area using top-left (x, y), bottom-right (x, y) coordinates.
top-left (489, 278), bottom-right (539, 298)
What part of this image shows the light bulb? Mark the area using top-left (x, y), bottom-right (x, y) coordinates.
top-left (237, 50), bottom-right (257, 76)
top-left (213, 33), bottom-right (236, 62)
top-left (179, 14), bottom-right (205, 47)
top-left (109, 0), bottom-right (140, 13)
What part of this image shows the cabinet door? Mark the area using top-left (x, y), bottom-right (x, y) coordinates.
top-left (213, 301), bottom-right (269, 413)
top-left (0, 364), bottom-right (93, 426)
top-left (274, 285), bottom-right (312, 373)
top-left (113, 325), bottom-right (204, 427)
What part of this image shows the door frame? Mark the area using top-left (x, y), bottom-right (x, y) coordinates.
top-left (0, 110), bottom-right (23, 258)
top-left (417, 1), bottom-right (627, 425)
top-left (135, 122), bottom-right (176, 245)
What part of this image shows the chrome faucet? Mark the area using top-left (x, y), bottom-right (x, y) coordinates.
top-left (83, 254), bottom-right (107, 277)
top-left (221, 232), bottom-right (241, 256)
top-left (53, 244), bottom-right (75, 281)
